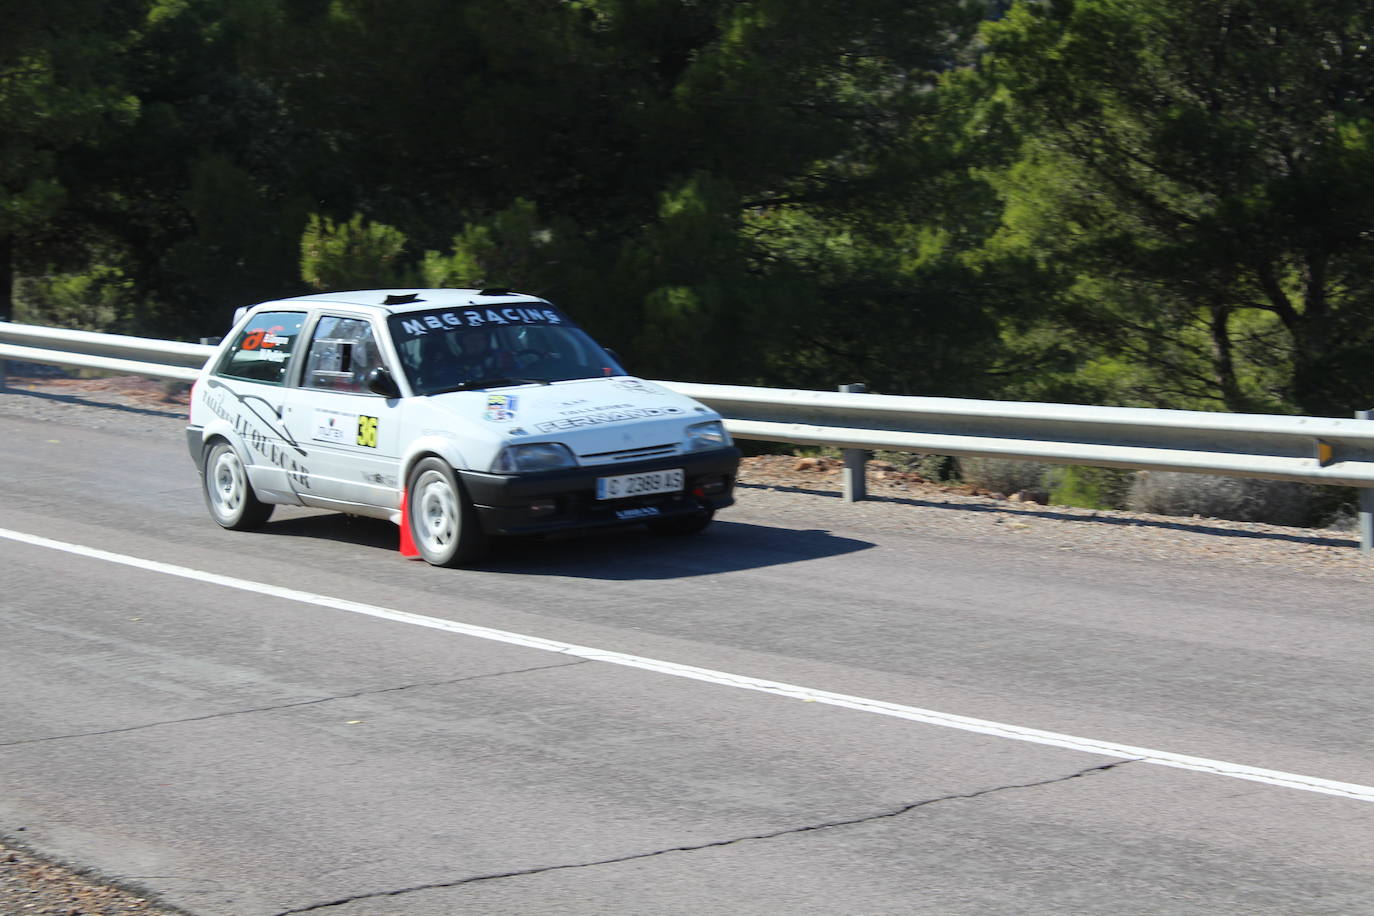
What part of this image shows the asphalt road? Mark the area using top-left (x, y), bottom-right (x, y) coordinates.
top-left (1, 399), bottom-right (1372, 915)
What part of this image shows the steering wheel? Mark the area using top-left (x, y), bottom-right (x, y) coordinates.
top-left (513, 348), bottom-right (555, 369)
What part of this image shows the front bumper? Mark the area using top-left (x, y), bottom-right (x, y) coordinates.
top-left (458, 447), bottom-right (740, 536)
top-left (186, 425), bottom-right (205, 471)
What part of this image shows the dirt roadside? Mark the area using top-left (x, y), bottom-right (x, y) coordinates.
top-left (0, 842), bottom-right (189, 916)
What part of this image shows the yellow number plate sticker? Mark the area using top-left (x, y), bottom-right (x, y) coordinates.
top-left (356, 415), bottom-right (379, 448)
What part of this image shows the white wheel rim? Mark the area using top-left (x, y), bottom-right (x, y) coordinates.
top-left (209, 448), bottom-right (246, 520)
top-left (413, 470), bottom-right (458, 555)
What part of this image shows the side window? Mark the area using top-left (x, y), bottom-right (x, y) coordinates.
top-left (217, 312), bottom-right (305, 385)
top-left (303, 316), bottom-right (383, 394)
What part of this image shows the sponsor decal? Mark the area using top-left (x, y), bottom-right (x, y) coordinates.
top-left (240, 325), bottom-right (290, 351)
top-left (485, 394), bottom-right (518, 422)
top-left (558, 401), bottom-right (633, 416)
top-left (312, 408), bottom-right (351, 444)
top-left (611, 379), bottom-right (667, 396)
top-left (394, 306), bottom-right (564, 339)
top-left (535, 406), bottom-right (685, 433)
top-left (615, 506), bottom-right (662, 520)
top-left (203, 379), bottom-right (310, 488)
top-left (311, 408), bottom-right (378, 448)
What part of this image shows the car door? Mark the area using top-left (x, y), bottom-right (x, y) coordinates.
top-left (206, 310), bottom-right (310, 502)
top-left (282, 314), bottom-right (402, 511)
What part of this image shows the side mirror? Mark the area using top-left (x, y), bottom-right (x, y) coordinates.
top-left (366, 366), bottom-right (401, 398)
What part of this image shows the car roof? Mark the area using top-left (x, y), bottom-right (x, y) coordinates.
top-left (251, 288), bottom-right (550, 316)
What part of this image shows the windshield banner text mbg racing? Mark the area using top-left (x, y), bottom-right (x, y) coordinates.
top-left (391, 306), bottom-right (566, 340)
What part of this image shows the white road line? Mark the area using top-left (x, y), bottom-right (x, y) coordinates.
top-left (4, 525), bottom-right (1373, 804)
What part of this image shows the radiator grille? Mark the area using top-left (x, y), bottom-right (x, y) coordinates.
top-left (580, 443), bottom-right (679, 463)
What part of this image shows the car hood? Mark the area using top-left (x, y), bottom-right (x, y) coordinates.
top-left (425, 376), bottom-right (717, 457)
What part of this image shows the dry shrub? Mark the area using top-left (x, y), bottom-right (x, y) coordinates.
top-left (872, 451), bottom-right (958, 481)
top-left (957, 456), bottom-right (1049, 495)
top-left (1127, 471), bottom-right (1313, 527)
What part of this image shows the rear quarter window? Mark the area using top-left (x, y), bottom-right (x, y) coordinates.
top-left (216, 311), bottom-right (306, 384)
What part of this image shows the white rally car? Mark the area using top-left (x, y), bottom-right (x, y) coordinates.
top-left (186, 289), bottom-right (739, 566)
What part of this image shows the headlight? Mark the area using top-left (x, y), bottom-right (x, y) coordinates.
top-left (491, 442), bottom-right (578, 473)
top-left (684, 420), bottom-right (730, 452)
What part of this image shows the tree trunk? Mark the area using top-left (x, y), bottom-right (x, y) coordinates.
top-left (1207, 303), bottom-right (1247, 412)
top-left (1287, 253), bottom-right (1342, 417)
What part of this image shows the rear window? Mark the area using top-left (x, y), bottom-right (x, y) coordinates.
top-left (217, 311), bottom-right (306, 385)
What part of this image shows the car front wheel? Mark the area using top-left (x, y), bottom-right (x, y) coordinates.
top-left (203, 440), bottom-right (274, 530)
top-left (407, 458), bottom-right (487, 566)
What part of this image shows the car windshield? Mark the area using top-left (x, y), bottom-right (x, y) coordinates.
top-left (387, 305), bottom-right (626, 395)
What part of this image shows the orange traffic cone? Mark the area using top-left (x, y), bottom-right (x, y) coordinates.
top-left (398, 490), bottom-right (422, 560)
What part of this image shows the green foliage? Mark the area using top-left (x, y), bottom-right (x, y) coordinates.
top-left (301, 214), bottom-right (413, 291)
top-left (0, 1), bottom-right (142, 234)
top-left (980, 0), bottom-right (1374, 416)
top-left (15, 266), bottom-right (137, 332)
top-left (420, 199), bottom-right (586, 294)
top-left (0, 0), bottom-right (143, 318)
top-left (6, 0), bottom-right (1374, 420)
top-left (272, 0), bottom-right (995, 385)
top-left (1046, 465), bottom-right (1134, 511)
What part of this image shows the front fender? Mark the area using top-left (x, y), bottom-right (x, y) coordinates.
top-left (401, 435), bottom-right (472, 485)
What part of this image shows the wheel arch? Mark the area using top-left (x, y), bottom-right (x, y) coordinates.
top-left (401, 437), bottom-right (470, 490)
top-left (197, 419), bottom-right (248, 466)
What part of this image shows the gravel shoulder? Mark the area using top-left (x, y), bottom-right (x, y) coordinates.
top-left (736, 454), bottom-right (1372, 580)
top-left (2, 369), bottom-right (1370, 913)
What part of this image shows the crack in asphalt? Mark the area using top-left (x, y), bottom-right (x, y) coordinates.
top-left (268, 759), bottom-right (1135, 915)
top-left (0, 659), bottom-right (589, 748)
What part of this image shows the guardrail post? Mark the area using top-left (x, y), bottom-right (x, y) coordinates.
top-left (840, 383), bottom-right (867, 502)
top-left (1359, 410), bottom-right (1374, 554)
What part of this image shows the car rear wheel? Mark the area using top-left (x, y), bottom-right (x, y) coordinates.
top-left (646, 507), bottom-right (714, 536)
top-left (407, 458), bottom-right (487, 566)
top-left (203, 440), bottom-right (274, 530)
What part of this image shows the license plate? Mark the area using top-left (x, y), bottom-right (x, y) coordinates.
top-left (596, 468), bottom-right (684, 500)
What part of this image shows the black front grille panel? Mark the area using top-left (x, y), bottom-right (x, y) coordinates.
top-left (579, 443), bottom-right (679, 463)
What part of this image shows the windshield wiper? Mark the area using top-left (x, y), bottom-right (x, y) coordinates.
top-left (430, 377), bottom-right (551, 394)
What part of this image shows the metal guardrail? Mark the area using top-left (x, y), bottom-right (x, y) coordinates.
top-left (0, 342), bottom-right (207, 382)
top-left (4, 320), bottom-right (1372, 551)
top-left (0, 323), bottom-right (213, 383)
top-left (661, 382), bottom-right (1374, 488)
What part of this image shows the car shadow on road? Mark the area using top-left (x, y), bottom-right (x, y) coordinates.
top-left (743, 482), bottom-right (1360, 549)
top-left (481, 520), bottom-right (875, 580)
top-left (261, 512), bottom-right (875, 580)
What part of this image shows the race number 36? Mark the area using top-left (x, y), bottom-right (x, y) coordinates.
top-left (356, 415), bottom-right (379, 448)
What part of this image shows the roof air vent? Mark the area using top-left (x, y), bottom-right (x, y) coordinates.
top-left (383, 293), bottom-right (422, 305)
top-left (477, 288), bottom-right (511, 296)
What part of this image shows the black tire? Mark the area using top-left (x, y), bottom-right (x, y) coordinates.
top-left (646, 507), bottom-right (714, 536)
top-left (407, 458), bottom-right (487, 566)
top-left (202, 440), bottom-right (274, 530)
